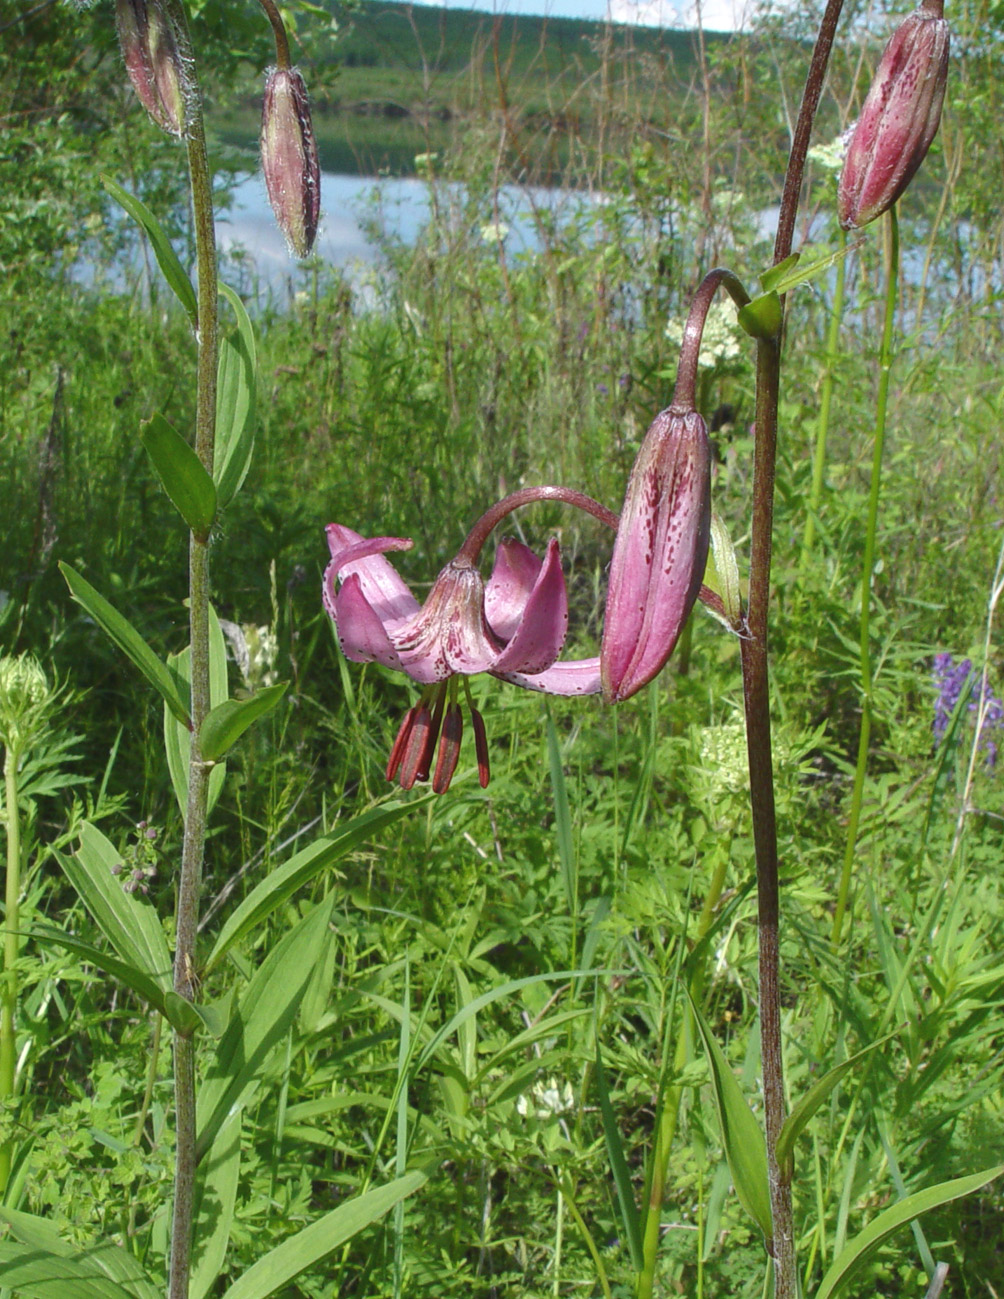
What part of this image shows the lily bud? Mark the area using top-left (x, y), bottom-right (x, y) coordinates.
top-left (838, 0), bottom-right (949, 230)
top-left (261, 66), bottom-right (321, 259)
top-left (115, 0), bottom-right (186, 137)
top-left (600, 406), bottom-right (711, 703)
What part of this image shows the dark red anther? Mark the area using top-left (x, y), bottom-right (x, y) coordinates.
top-left (470, 706), bottom-right (490, 789)
top-left (433, 703), bottom-right (464, 794)
top-left (415, 693), bottom-right (446, 783)
top-left (397, 705), bottom-right (434, 790)
top-left (386, 706), bottom-right (418, 783)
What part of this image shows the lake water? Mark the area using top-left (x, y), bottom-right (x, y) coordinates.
top-left (216, 169), bottom-right (601, 304)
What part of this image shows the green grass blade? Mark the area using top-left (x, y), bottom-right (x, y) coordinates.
top-left (59, 563), bottom-right (190, 726)
top-left (595, 1040), bottom-right (644, 1270)
top-left (689, 993), bottom-right (772, 1240)
top-left (219, 1171), bottom-right (428, 1299)
top-left (544, 704), bottom-right (576, 918)
top-left (815, 1166), bottom-right (1004, 1299)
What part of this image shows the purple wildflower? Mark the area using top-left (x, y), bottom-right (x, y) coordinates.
top-left (931, 653), bottom-right (1003, 770)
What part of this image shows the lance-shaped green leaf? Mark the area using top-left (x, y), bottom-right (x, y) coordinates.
top-left (59, 562), bottom-right (190, 727)
top-left (759, 241), bottom-right (862, 297)
top-left (140, 412), bottom-right (217, 539)
top-left (816, 1165), bottom-right (1003, 1299)
top-left (775, 1029), bottom-right (903, 1176)
top-left (215, 285), bottom-right (257, 508)
top-left (0, 1205), bottom-right (160, 1299)
top-left (165, 603), bottom-right (229, 816)
top-left (197, 899), bottom-right (333, 1158)
top-left (690, 993), bottom-right (772, 1240)
top-left (31, 920), bottom-right (200, 1035)
top-left (205, 799), bottom-right (431, 973)
top-left (102, 175), bottom-right (198, 329)
top-left (758, 252), bottom-right (800, 293)
top-left (219, 1170), bottom-right (427, 1299)
top-left (190, 1108), bottom-right (243, 1299)
top-left (59, 822), bottom-right (173, 991)
top-left (199, 681), bottom-right (288, 762)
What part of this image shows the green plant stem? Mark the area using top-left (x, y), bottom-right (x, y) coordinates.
top-left (831, 206), bottom-right (899, 947)
top-left (0, 750), bottom-right (21, 1192)
top-left (799, 226), bottom-right (846, 572)
top-left (166, 5), bottom-right (219, 1295)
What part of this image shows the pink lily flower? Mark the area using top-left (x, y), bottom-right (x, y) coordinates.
top-left (323, 516), bottom-right (603, 792)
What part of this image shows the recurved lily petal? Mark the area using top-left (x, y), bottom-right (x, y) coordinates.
top-left (497, 658), bottom-right (602, 696)
top-left (324, 525), bottom-right (418, 625)
top-left (492, 538), bottom-right (569, 676)
top-left (485, 538), bottom-right (547, 638)
top-left (600, 406), bottom-right (711, 703)
top-left (330, 574), bottom-right (407, 671)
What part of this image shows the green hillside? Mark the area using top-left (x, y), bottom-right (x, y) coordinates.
top-left (220, 0), bottom-right (733, 176)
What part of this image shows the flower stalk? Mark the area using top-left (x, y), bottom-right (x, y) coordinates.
top-left (160, 2), bottom-right (218, 1294)
top-left (739, 1), bottom-right (847, 1292)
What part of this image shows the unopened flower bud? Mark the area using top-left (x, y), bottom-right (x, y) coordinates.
top-left (115, 0), bottom-right (187, 137)
top-left (261, 66), bottom-right (321, 259)
top-left (600, 406), bottom-right (711, 703)
top-left (0, 654), bottom-right (53, 757)
top-left (838, 0), bottom-right (949, 230)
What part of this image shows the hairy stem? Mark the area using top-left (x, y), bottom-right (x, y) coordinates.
top-left (0, 750), bottom-right (21, 1192)
top-left (832, 205), bottom-right (899, 945)
top-left (166, 3), bottom-right (218, 1293)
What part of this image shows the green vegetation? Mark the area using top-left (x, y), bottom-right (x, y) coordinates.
top-left (2, 0), bottom-right (1004, 1296)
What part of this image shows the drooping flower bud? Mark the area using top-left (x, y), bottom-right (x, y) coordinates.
top-left (261, 66), bottom-right (321, 259)
top-left (838, 0), bottom-right (950, 230)
top-left (600, 406), bottom-right (711, 703)
top-left (115, 0), bottom-right (187, 137)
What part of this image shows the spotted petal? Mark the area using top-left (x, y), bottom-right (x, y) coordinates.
top-left (496, 657), bottom-right (601, 696)
top-left (601, 407), bottom-right (710, 703)
top-left (325, 524), bottom-right (418, 626)
top-left (492, 538), bottom-right (569, 676)
top-left (394, 560), bottom-right (504, 681)
top-left (485, 538), bottom-right (544, 639)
